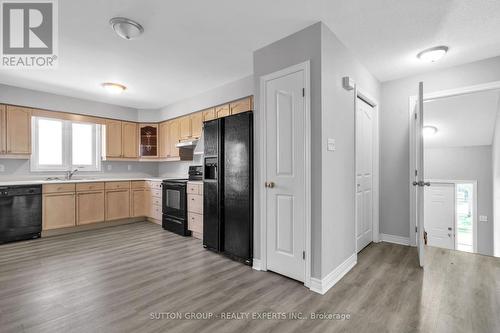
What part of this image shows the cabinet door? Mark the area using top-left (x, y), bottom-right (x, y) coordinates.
top-left (169, 119), bottom-right (180, 158)
top-left (202, 108), bottom-right (216, 122)
top-left (179, 116), bottom-right (191, 140)
top-left (76, 191), bottom-right (105, 225)
top-left (131, 188), bottom-right (149, 217)
top-left (139, 124), bottom-right (158, 158)
top-left (105, 189), bottom-right (130, 221)
top-left (106, 120), bottom-right (122, 157)
top-left (191, 112), bottom-right (203, 139)
top-left (122, 122), bottom-right (138, 158)
top-left (43, 193), bottom-right (76, 230)
top-left (0, 105), bottom-right (5, 153)
top-left (159, 121), bottom-right (170, 158)
top-left (215, 104), bottom-right (230, 118)
top-left (6, 106), bottom-right (31, 154)
top-left (230, 96), bottom-right (253, 115)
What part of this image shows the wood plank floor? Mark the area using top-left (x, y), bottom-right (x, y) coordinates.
top-left (1, 222), bottom-right (499, 333)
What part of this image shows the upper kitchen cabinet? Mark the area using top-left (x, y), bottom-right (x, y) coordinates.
top-left (230, 96), bottom-right (253, 115)
top-left (191, 112), bottom-right (203, 139)
top-left (139, 124), bottom-right (158, 158)
top-left (202, 108), bottom-right (216, 122)
top-left (179, 116), bottom-right (192, 140)
top-left (122, 122), bottom-right (138, 158)
top-left (215, 104), bottom-right (230, 118)
top-left (169, 119), bottom-right (180, 158)
top-left (3, 106), bottom-right (31, 155)
top-left (159, 121), bottom-right (171, 158)
top-left (105, 120), bottom-right (123, 158)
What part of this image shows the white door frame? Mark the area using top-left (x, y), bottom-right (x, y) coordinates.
top-left (355, 87), bottom-right (380, 251)
top-left (258, 61), bottom-right (311, 288)
top-left (408, 80), bottom-right (500, 246)
top-left (426, 179), bottom-right (478, 253)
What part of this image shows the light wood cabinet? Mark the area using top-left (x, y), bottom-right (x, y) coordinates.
top-left (187, 182), bottom-right (203, 239)
top-left (122, 122), bottom-right (138, 158)
top-left (202, 108), bottom-right (216, 122)
top-left (215, 104), bottom-right (230, 118)
top-left (191, 112), bottom-right (203, 138)
top-left (131, 188), bottom-right (149, 217)
top-left (179, 116), bottom-right (191, 140)
top-left (0, 105), bottom-right (5, 154)
top-left (230, 96), bottom-right (253, 115)
top-left (106, 120), bottom-right (122, 158)
top-left (5, 106), bottom-right (31, 154)
top-left (159, 121), bottom-right (170, 158)
top-left (105, 189), bottom-right (130, 221)
top-left (43, 192), bottom-right (76, 230)
top-left (76, 190), bottom-right (105, 225)
top-left (169, 119), bottom-right (180, 158)
top-left (139, 124), bottom-right (158, 158)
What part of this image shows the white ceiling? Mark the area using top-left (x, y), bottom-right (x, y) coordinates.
top-left (424, 90), bottom-right (500, 148)
top-left (1, 0), bottom-right (500, 109)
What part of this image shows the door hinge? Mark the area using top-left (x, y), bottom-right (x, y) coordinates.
top-left (414, 113), bottom-right (417, 119)
top-left (415, 226), bottom-right (418, 233)
top-left (302, 251), bottom-right (305, 260)
top-left (302, 88), bottom-right (305, 97)
top-left (415, 169), bottom-right (418, 177)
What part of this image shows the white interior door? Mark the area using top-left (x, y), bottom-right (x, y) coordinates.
top-left (413, 82), bottom-right (426, 267)
top-left (424, 183), bottom-right (455, 250)
top-left (264, 66), bottom-right (307, 282)
top-left (356, 98), bottom-right (374, 252)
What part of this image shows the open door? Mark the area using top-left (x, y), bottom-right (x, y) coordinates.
top-left (412, 82), bottom-right (427, 267)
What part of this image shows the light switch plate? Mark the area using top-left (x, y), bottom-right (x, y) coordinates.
top-left (479, 215), bottom-right (488, 222)
top-left (107, 164), bottom-right (112, 171)
top-left (127, 164), bottom-right (132, 171)
top-left (0, 164), bottom-right (4, 172)
top-left (327, 138), bottom-right (336, 151)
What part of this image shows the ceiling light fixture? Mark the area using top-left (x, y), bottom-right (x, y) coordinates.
top-left (102, 82), bottom-right (127, 94)
top-left (109, 17), bottom-right (144, 40)
top-left (417, 46), bottom-right (449, 62)
top-left (423, 125), bottom-right (438, 138)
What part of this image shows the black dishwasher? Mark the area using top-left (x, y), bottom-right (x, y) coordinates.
top-left (0, 185), bottom-right (42, 244)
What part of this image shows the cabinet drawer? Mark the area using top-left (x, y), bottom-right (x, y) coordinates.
top-left (151, 196), bottom-right (161, 207)
top-left (187, 194), bottom-right (203, 214)
top-left (76, 182), bottom-right (104, 192)
top-left (188, 212), bottom-right (203, 234)
top-left (151, 189), bottom-right (162, 198)
top-left (43, 183), bottom-right (76, 194)
top-left (187, 183), bottom-right (201, 195)
top-left (105, 181), bottom-right (130, 190)
top-left (146, 181), bottom-right (162, 190)
top-left (150, 204), bottom-right (162, 221)
top-left (131, 180), bottom-right (146, 189)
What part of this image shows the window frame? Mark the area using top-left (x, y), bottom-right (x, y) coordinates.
top-left (31, 116), bottom-right (102, 172)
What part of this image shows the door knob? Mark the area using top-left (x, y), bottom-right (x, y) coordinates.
top-left (265, 181), bottom-right (275, 188)
top-left (448, 227), bottom-right (452, 231)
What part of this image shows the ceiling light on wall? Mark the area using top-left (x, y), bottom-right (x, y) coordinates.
top-left (423, 125), bottom-right (438, 138)
top-left (417, 46), bottom-right (449, 62)
top-left (109, 17), bottom-right (144, 40)
top-left (102, 82), bottom-right (127, 94)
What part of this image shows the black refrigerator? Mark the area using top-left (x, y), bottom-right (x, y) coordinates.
top-left (203, 111), bottom-right (253, 265)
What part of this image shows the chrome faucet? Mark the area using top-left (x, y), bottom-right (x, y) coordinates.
top-left (65, 169), bottom-right (79, 180)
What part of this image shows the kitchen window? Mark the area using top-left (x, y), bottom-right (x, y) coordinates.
top-left (31, 117), bottom-right (102, 172)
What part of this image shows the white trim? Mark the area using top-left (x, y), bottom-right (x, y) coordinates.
top-left (379, 233), bottom-right (411, 246)
top-left (354, 87), bottom-right (381, 251)
top-left (408, 80), bottom-right (500, 247)
top-left (259, 61), bottom-right (312, 288)
top-left (252, 259), bottom-right (263, 271)
top-left (309, 254), bottom-right (357, 295)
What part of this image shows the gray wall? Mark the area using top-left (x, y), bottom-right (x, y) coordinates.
top-left (0, 84), bottom-right (138, 121)
top-left (381, 56), bottom-right (500, 245)
top-left (493, 98), bottom-right (500, 257)
top-left (320, 24), bottom-right (381, 276)
top-left (424, 146), bottom-right (493, 256)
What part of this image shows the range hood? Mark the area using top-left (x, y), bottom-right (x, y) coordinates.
top-left (193, 130), bottom-right (204, 155)
top-left (176, 139), bottom-right (199, 149)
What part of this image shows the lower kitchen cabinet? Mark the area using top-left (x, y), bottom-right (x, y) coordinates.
top-left (131, 188), bottom-right (149, 217)
top-left (43, 192), bottom-right (76, 230)
top-left (105, 189), bottom-right (130, 221)
top-left (187, 181), bottom-right (203, 239)
top-left (76, 190), bottom-right (105, 225)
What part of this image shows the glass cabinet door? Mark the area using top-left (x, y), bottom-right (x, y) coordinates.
top-left (139, 124), bottom-right (158, 157)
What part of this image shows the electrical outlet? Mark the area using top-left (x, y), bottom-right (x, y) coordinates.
top-left (0, 164), bottom-right (4, 172)
top-left (327, 138), bottom-right (336, 151)
top-left (127, 164), bottom-right (132, 171)
top-left (107, 164), bottom-right (112, 171)
top-left (479, 215), bottom-right (488, 222)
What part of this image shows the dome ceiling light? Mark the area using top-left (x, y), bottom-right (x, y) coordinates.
top-left (109, 17), bottom-right (144, 40)
top-left (417, 46), bottom-right (449, 63)
top-left (102, 82), bottom-right (127, 94)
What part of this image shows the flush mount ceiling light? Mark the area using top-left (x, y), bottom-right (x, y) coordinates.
top-left (102, 82), bottom-right (127, 94)
top-left (417, 46), bottom-right (449, 62)
top-left (109, 17), bottom-right (144, 40)
top-left (423, 125), bottom-right (438, 138)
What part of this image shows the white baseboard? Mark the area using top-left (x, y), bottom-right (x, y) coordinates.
top-left (252, 259), bottom-right (263, 271)
top-left (379, 233), bottom-right (410, 246)
top-left (309, 253), bottom-right (357, 295)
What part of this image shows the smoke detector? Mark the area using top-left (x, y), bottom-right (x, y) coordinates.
top-left (109, 17), bottom-right (144, 40)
